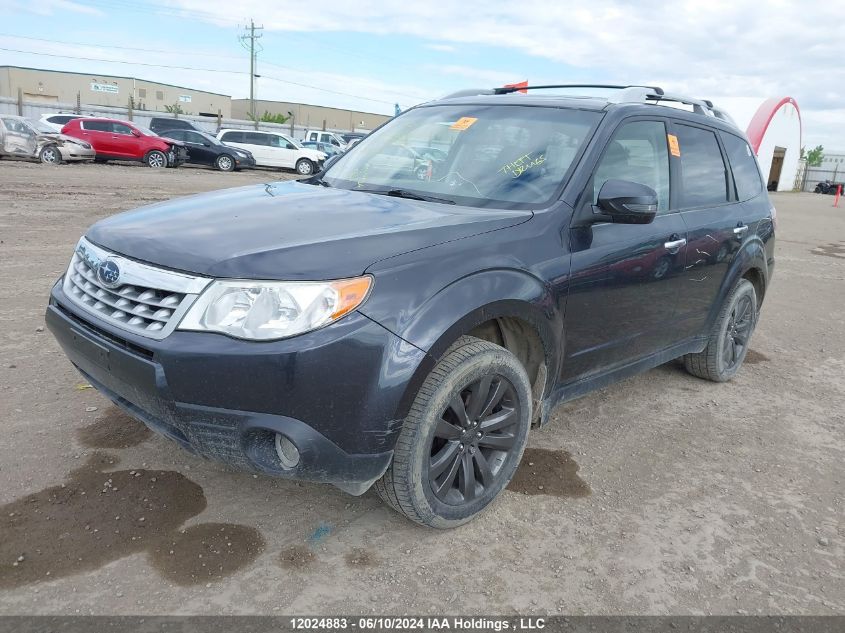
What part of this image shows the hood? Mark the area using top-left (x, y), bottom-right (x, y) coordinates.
top-left (86, 180), bottom-right (531, 280)
top-left (158, 137), bottom-right (185, 147)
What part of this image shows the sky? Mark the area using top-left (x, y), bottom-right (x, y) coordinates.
top-left (2, 0), bottom-right (843, 149)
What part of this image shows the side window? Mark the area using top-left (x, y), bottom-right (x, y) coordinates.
top-left (82, 120), bottom-right (110, 132)
top-left (674, 124), bottom-right (729, 208)
top-left (220, 131), bottom-right (242, 143)
top-left (721, 133), bottom-right (763, 201)
top-left (593, 120), bottom-right (671, 213)
top-left (245, 132), bottom-right (268, 146)
top-left (113, 123), bottom-right (133, 135)
top-left (184, 132), bottom-right (204, 144)
top-left (167, 130), bottom-right (185, 142)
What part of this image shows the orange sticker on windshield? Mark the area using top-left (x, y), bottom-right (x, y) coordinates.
top-left (667, 134), bottom-right (681, 157)
top-left (450, 117), bottom-right (478, 131)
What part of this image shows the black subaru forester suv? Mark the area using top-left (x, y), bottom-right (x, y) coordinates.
top-left (46, 85), bottom-right (775, 528)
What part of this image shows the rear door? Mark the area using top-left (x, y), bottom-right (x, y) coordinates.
top-left (670, 122), bottom-right (748, 339)
top-left (562, 118), bottom-right (688, 382)
top-left (1, 118), bottom-right (37, 156)
top-left (79, 120), bottom-right (112, 154)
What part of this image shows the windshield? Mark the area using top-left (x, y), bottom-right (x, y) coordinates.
top-left (323, 104), bottom-right (601, 208)
top-left (28, 119), bottom-right (55, 134)
top-left (136, 126), bottom-right (157, 136)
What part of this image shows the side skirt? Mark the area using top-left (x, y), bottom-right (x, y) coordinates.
top-left (539, 337), bottom-right (708, 424)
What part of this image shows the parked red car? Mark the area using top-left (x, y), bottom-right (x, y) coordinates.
top-left (61, 118), bottom-right (187, 168)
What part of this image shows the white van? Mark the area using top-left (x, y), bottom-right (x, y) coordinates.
top-left (216, 129), bottom-right (326, 175)
top-left (302, 129), bottom-right (348, 149)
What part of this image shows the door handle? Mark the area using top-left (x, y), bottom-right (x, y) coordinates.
top-left (733, 224), bottom-right (748, 237)
top-left (664, 238), bottom-right (687, 253)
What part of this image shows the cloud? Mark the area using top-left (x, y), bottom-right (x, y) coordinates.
top-left (167, 0), bottom-right (844, 147)
top-left (12, 0), bottom-right (103, 16)
top-left (434, 64), bottom-right (524, 86)
top-left (425, 43), bottom-right (457, 53)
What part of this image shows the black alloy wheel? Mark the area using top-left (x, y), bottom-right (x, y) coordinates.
top-left (428, 375), bottom-right (520, 504)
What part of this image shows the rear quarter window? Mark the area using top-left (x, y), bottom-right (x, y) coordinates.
top-left (721, 132), bottom-right (764, 201)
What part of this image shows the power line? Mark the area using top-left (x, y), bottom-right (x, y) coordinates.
top-left (0, 33), bottom-right (248, 60)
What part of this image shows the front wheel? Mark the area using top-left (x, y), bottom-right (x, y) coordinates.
top-left (145, 150), bottom-right (167, 168)
top-left (295, 158), bottom-right (315, 176)
top-left (216, 154), bottom-right (235, 172)
top-left (375, 336), bottom-right (532, 528)
top-left (39, 144), bottom-right (62, 165)
top-left (683, 278), bottom-right (758, 382)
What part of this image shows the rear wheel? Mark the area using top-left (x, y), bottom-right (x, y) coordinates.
top-left (216, 154), bottom-right (235, 172)
top-left (295, 158), bottom-right (315, 176)
top-left (375, 336), bottom-right (532, 528)
top-left (683, 278), bottom-right (757, 382)
top-left (39, 144), bottom-right (62, 165)
top-left (145, 150), bottom-right (167, 168)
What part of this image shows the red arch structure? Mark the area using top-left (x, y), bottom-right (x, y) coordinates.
top-left (745, 96), bottom-right (801, 154)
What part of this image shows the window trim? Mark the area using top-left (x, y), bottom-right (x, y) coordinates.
top-left (576, 115), bottom-right (679, 217)
top-left (719, 129), bottom-right (765, 203)
top-left (667, 119), bottom-right (735, 212)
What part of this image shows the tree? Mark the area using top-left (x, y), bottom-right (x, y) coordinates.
top-left (806, 145), bottom-right (824, 167)
top-left (164, 103), bottom-right (185, 116)
top-left (247, 110), bottom-right (289, 124)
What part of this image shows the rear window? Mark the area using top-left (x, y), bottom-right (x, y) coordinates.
top-left (152, 118), bottom-right (192, 130)
top-left (81, 120), bottom-right (112, 132)
top-left (721, 132), bottom-right (763, 201)
top-left (220, 131), bottom-right (244, 143)
top-left (674, 124), bottom-right (729, 208)
top-left (48, 115), bottom-right (76, 125)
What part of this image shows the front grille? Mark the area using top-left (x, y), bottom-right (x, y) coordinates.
top-left (62, 237), bottom-right (210, 340)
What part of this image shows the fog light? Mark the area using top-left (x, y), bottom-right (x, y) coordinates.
top-left (274, 433), bottom-right (300, 469)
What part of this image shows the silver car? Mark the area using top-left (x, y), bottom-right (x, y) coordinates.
top-left (0, 115), bottom-right (95, 164)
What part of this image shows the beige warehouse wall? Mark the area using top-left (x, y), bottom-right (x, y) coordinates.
top-left (232, 99), bottom-right (390, 132)
top-left (0, 67), bottom-right (232, 117)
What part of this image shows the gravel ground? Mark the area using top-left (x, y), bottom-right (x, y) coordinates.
top-left (0, 160), bottom-right (842, 615)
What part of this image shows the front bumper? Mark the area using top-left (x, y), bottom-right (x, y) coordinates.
top-left (47, 282), bottom-right (427, 493)
top-left (235, 155), bottom-right (256, 169)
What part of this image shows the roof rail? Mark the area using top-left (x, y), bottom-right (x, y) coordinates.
top-left (439, 84), bottom-right (738, 128)
top-left (493, 83), bottom-right (665, 96)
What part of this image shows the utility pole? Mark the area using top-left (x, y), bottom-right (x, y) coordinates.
top-left (239, 19), bottom-right (263, 129)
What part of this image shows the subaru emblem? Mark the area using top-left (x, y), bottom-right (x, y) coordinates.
top-left (97, 259), bottom-right (122, 288)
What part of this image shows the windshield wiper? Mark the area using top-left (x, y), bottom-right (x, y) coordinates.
top-left (358, 188), bottom-right (455, 205)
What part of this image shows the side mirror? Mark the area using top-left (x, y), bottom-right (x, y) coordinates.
top-left (322, 154), bottom-right (341, 171)
top-left (594, 179), bottom-right (658, 224)
top-left (203, 142), bottom-right (212, 147)
top-left (131, 129), bottom-right (141, 137)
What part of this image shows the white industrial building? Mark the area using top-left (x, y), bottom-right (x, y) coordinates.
top-left (719, 96), bottom-right (802, 191)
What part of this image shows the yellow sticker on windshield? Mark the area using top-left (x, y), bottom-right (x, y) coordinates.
top-left (450, 117), bottom-right (478, 131)
top-left (667, 134), bottom-right (681, 157)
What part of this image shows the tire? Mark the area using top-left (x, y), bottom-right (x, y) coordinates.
top-left (145, 150), bottom-right (167, 168)
top-left (295, 158), bottom-right (315, 176)
top-left (39, 144), bottom-right (62, 165)
top-left (216, 154), bottom-right (235, 172)
top-left (683, 278), bottom-right (757, 382)
top-left (375, 335), bottom-right (532, 528)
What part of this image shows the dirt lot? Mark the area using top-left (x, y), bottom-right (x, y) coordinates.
top-left (0, 160), bottom-right (842, 615)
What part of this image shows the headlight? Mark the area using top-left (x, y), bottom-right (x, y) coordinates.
top-left (178, 276), bottom-right (373, 340)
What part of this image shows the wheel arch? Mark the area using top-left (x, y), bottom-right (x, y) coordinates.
top-left (706, 238), bottom-right (769, 333)
top-left (380, 269), bottom-right (561, 425)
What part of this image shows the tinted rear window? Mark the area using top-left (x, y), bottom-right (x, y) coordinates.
top-left (81, 120), bottom-right (112, 132)
top-left (674, 124), bottom-right (729, 208)
top-left (48, 115), bottom-right (76, 124)
top-left (152, 118), bottom-right (192, 130)
top-left (721, 132), bottom-right (763, 201)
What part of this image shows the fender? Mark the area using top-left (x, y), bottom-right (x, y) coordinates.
top-left (361, 268), bottom-right (561, 421)
top-left (704, 235), bottom-right (769, 335)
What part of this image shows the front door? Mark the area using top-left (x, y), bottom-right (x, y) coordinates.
top-left (562, 118), bottom-right (688, 382)
top-left (183, 131), bottom-right (216, 165)
top-left (1, 118), bottom-right (37, 156)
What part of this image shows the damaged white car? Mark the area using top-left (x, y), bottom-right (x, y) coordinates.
top-left (0, 115), bottom-right (96, 164)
